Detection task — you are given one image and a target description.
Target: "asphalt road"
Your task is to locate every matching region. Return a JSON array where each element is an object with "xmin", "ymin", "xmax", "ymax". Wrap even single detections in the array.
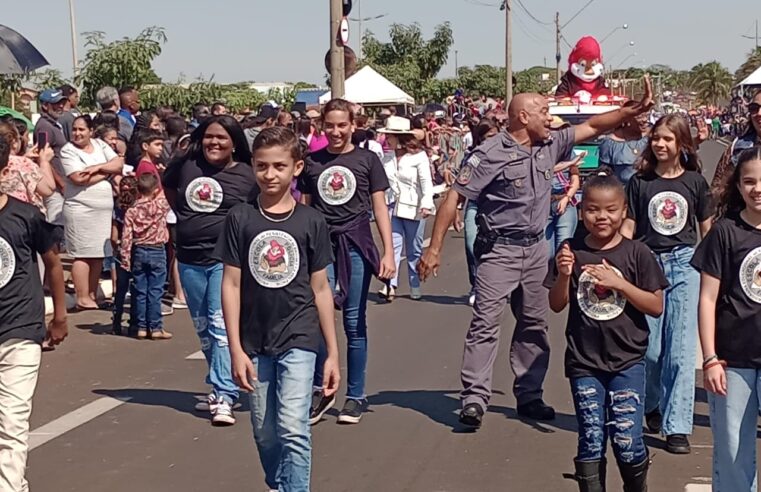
[{"xmin": 26, "ymin": 140, "xmax": 731, "ymax": 492}]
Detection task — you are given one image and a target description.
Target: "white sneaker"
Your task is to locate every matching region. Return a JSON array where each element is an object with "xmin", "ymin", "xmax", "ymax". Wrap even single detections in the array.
[
  {"xmin": 469, "ymin": 294, "xmax": 476, "ymax": 306},
  {"xmin": 410, "ymin": 287, "xmax": 422, "ymax": 300},
  {"xmin": 194, "ymin": 393, "xmax": 217, "ymax": 412},
  {"xmin": 172, "ymin": 298, "xmax": 188, "ymax": 309},
  {"xmin": 212, "ymin": 398, "xmax": 236, "ymax": 426}
]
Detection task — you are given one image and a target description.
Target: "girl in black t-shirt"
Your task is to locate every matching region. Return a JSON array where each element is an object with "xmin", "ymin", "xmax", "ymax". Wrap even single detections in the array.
[
  {"xmin": 694, "ymin": 147, "xmax": 761, "ymax": 491},
  {"xmin": 621, "ymin": 115, "xmax": 713, "ymax": 454},
  {"xmin": 547, "ymin": 171, "xmax": 667, "ymax": 491}
]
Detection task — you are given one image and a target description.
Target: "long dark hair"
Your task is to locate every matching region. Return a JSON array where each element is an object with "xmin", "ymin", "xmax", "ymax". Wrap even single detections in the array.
[
  {"xmin": 717, "ymin": 146, "xmax": 761, "ymax": 218},
  {"xmin": 636, "ymin": 114, "xmax": 701, "ymax": 176},
  {"xmin": 472, "ymin": 119, "xmax": 498, "ymax": 149},
  {"xmin": 741, "ymin": 90, "xmax": 761, "ymax": 140},
  {"xmin": 187, "ymin": 115, "xmax": 252, "ymax": 165}
]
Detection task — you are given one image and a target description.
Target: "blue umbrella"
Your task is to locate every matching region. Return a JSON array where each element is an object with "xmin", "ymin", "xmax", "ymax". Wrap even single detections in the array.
[{"xmin": 0, "ymin": 25, "xmax": 48, "ymax": 74}]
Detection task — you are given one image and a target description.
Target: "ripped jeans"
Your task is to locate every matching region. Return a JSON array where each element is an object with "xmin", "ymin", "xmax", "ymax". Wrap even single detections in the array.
[
  {"xmin": 179, "ymin": 262, "xmax": 238, "ymax": 404},
  {"xmin": 570, "ymin": 361, "xmax": 647, "ymax": 464}
]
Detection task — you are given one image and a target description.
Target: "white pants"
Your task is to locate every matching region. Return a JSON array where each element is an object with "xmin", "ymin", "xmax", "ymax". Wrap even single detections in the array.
[{"xmin": 0, "ymin": 339, "xmax": 41, "ymax": 492}]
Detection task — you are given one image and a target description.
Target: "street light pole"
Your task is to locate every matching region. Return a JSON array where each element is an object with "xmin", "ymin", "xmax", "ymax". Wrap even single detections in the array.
[
  {"xmin": 329, "ymin": 0, "xmax": 345, "ymax": 98},
  {"xmin": 505, "ymin": 0, "xmax": 512, "ymax": 102},
  {"xmin": 600, "ymin": 23, "xmax": 628, "ymax": 44},
  {"xmin": 68, "ymin": 0, "xmax": 79, "ymax": 77}
]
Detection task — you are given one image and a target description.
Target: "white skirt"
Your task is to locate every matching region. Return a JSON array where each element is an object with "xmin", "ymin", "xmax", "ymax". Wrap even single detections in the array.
[{"xmin": 63, "ymin": 200, "xmax": 113, "ymax": 258}]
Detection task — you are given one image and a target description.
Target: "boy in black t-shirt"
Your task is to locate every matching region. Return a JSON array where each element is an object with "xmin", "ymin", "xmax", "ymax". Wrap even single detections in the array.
[
  {"xmin": 546, "ymin": 171, "xmax": 668, "ymax": 492},
  {"xmin": 0, "ymin": 138, "xmax": 68, "ymax": 491},
  {"xmin": 215, "ymin": 127, "xmax": 339, "ymax": 491}
]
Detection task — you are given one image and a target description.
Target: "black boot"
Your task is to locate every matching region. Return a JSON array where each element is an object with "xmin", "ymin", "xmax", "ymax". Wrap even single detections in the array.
[
  {"xmin": 573, "ymin": 459, "xmax": 606, "ymax": 492},
  {"xmin": 619, "ymin": 456, "xmax": 649, "ymax": 492}
]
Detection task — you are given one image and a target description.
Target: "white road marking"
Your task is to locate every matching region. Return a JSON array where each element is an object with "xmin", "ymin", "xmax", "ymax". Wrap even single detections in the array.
[
  {"xmin": 186, "ymin": 350, "xmax": 205, "ymax": 360},
  {"xmin": 685, "ymin": 484, "xmax": 711, "ymax": 491},
  {"xmin": 29, "ymin": 396, "xmax": 131, "ymax": 451}
]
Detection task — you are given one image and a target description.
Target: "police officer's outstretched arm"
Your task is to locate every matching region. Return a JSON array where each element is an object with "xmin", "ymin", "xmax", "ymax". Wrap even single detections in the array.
[
  {"xmin": 573, "ymin": 74, "xmax": 654, "ymax": 144},
  {"xmin": 418, "ymin": 188, "xmax": 461, "ymax": 281}
]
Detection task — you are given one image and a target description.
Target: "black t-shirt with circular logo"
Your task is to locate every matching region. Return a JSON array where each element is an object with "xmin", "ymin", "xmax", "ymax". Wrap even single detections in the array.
[
  {"xmin": 299, "ymin": 146, "xmax": 389, "ymax": 226},
  {"xmin": 543, "ymin": 236, "xmax": 669, "ymax": 378},
  {"xmin": 691, "ymin": 214, "xmax": 761, "ymax": 368},
  {"xmin": 0, "ymin": 197, "xmax": 62, "ymax": 345},
  {"xmin": 626, "ymin": 170, "xmax": 713, "ymax": 253},
  {"xmin": 163, "ymin": 159, "xmax": 257, "ymax": 265},
  {"xmin": 213, "ymin": 201, "xmax": 333, "ymax": 356}
]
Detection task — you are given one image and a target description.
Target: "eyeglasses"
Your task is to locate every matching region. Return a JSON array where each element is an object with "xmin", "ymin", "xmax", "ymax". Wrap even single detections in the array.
[{"xmin": 749, "ymin": 103, "xmax": 761, "ymax": 115}]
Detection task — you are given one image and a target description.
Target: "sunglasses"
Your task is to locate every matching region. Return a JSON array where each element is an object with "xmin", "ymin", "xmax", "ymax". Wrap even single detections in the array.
[{"xmin": 749, "ymin": 103, "xmax": 761, "ymax": 115}]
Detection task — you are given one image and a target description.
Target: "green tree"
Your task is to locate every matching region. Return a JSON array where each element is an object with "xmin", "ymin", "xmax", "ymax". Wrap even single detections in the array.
[
  {"xmin": 362, "ymin": 22, "xmax": 454, "ymax": 102},
  {"xmin": 735, "ymin": 47, "xmax": 761, "ymax": 83},
  {"xmin": 457, "ymin": 65, "xmax": 505, "ymax": 98},
  {"xmin": 75, "ymin": 26, "xmax": 167, "ymax": 108},
  {"xmin": 691, "ymin": 61, "xmax": 733, "ymax": 105}
]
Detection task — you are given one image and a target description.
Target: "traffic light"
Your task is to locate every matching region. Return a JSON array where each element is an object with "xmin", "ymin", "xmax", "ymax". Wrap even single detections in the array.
[{"xmin": 343, "ymin": 0, "xmax": 352, "ymax": 16}]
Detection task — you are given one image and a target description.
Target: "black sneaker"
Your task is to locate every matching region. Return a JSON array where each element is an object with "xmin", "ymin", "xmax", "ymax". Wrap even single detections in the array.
[
  {"xmin": 517, "ymin": 399, "xmax": 556, "ymax": 421},
  {"xmin": 459, "ymin": 403, "xmax": 484, "ymax": 429},
  {"xmin": 666, "ymin": 434, "xmax": 691, "ymax": 454},
  {"xmin": 309, "ymin": 390, "xmax": 336, "ymax": 425},
  {"xmin": 337, "ymin": 398, "xmax": 367, "ymax": 424},
  {"xmin": 645, "ymin": 409, "xmax": 662, "ymax": 434}
]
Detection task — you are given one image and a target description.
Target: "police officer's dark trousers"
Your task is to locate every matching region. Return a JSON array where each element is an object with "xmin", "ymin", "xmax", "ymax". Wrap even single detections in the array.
[{"xmin": 460, "ymin": 240, "xmax": 550, "ymax": 410}]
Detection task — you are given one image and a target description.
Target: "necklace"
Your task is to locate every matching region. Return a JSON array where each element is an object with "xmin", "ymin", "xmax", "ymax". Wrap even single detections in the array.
[{"xmin": 257, "ymin": 196, "xmax": 296, "ymax": 223}]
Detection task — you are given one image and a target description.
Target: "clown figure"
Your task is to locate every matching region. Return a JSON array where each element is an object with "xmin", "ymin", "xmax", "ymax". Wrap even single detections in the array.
[{"xmin": 555, "ymin": 36, "xmax": 611, "ymax": 100}]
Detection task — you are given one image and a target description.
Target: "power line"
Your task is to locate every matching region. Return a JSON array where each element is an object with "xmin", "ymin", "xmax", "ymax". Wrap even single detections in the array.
[
  {"xmin": 561, "ymin": 0, "xmax": 596, "ymax": 29},
  {"xmin": 463, "ymin": 0, "xmax": 501, "ymax": 7},
  {"xmin": 515, "ymin": 0, "xmax": 553, "ymax": 26},
  {"xmin": 514, "ymin": 10, "xmax": 550, "ymax": 44}
]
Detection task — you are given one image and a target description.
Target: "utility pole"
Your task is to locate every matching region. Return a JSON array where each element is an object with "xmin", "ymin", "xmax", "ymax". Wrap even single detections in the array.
[
  {"xmin": 329, "ymin": 0, "xmax": 345, "ymax": 98},
  {"xmin": 741, "ymin": 19, "xmax": 759, "ymax": 49},
  {"xmin": 455, "ymin": 50, "xmax": 459, "ymax": 77},
  {"xmin": 358, "ymin": 0, "xmax": 362, "ymax": 60},
  {"xmin": 555, "ymin": 12, "xmax": 561, "ymax": 84},
  {"xmin": 68, "ymin": 0, "xmax": 79, "ymax": 77},
  {"xmin": 505, "ymin": 0, "xmax": 513, "ymax": 102}
]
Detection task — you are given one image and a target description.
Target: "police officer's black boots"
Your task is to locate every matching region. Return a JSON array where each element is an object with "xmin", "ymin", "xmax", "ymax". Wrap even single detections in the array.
[
  {"xmin": 573, "ymin": 458, "xmax": 606, "ymax": 492},
  {"xmin": 618, "ymin": 455, "xmax": 649, "ymax": 492}
]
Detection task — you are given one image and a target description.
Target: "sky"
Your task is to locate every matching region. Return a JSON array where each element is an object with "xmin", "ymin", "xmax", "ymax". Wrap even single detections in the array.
[{"xmin": 6, "ymin": 0, "xmax": 760, "ymax": 86}]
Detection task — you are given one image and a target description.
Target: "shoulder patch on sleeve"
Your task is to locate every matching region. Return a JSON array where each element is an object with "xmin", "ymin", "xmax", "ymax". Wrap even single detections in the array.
[{"xmin": 457, "ymin": 165, "xmax": 473, "ymax": 185}]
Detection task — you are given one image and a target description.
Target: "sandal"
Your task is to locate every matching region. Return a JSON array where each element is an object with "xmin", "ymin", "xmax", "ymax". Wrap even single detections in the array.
[{"xmin": 150, "ymin": 330, "xmax": 173, "ymax": 340}]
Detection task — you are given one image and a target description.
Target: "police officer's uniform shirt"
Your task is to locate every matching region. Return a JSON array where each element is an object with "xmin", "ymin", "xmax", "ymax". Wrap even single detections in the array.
[
  {"xmin": 0, "ymin": 197, "xmax": 62, "ymax": 345},
  {"xmin": 626, "ymin": 171, "xmax": 712, "ymax": 253},
  {"xmin": 163, "ymin": 159, "xmax": 257, "ymax": 266},
  {"xmin": 453, "ymin": 128, "xmax": 576, "ymax": 236},
  {"xmin": 299, "ymin": 147, "xmax": 389, "ymax": 226},
  {"xmin": 213, "ymin": 201, "xmax": 333, "ymax": 356},
  {"xmin": 543, "ymin": 236, "xmax": 668, "ymax": 378},
  {"xmin": 691, "ymin": 214, "xmax": 761, "ymax": 368}
]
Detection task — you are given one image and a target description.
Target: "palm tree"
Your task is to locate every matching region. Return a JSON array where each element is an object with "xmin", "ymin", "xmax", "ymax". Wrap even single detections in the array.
[
  {"xmin": 735, "ymin": 47, "xmax": 761, "ymax": 83},
  {"xmin": 691, "ymin": 61, "xmax": 733, "ymax": 105}
]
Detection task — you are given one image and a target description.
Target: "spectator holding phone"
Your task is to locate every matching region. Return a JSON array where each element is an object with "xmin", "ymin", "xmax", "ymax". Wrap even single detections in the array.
[{"xmin": 33, "ymin": 89, "xmax": 69, "ymax": 226}]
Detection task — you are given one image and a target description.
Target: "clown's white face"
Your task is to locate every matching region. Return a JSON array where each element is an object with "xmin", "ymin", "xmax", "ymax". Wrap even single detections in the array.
[{"xmin": 571, "ymin": 58, "xmax": 604, "ymax": 82}]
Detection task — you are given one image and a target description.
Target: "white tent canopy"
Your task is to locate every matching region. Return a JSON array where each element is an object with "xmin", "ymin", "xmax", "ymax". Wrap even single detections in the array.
[
  {"xmin": 319, "ymin": 66, "xmax": 415, "ymax": 106},
  {"xmin": 737, "ymin": 65, "xmax": 761, "ymax": 87}
]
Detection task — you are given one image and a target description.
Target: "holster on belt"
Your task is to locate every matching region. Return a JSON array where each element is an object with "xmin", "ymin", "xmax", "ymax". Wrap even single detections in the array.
[{"xmin": 474, "ymin": 213, "xmax": 497, "ymax": 261}]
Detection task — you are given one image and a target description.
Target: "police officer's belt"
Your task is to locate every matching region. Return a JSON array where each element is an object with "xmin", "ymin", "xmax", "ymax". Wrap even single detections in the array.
[{"xmin": 492, "ymin": 231, "xmax": 544, "ymax": 247}]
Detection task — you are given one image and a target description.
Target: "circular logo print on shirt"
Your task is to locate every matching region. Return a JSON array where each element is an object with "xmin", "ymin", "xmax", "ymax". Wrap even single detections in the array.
[
  {"xmin": 317, "ymin": 166, "xmax": 357, "ymax": 206},
  {"xmin": 248, "ymin": 230, "xmax": 300, "ymax": 289},
  {"xmin": 647, "ymin": 192, "xmax": 688, "ymax": 236},
  {"xmin": 185, "ymin": 177, "xmax": 224, "ymax": 213},
  {"xmin": 0, "ymin": 237, "xmax": 16, "ymax": 289},
  {"xmin": 577, "ymin": 266, "xmax": 627, "ymax": 321},
  {"xmin": 739, "ymin": 247, "xmax": 761, "ymax": 304}
]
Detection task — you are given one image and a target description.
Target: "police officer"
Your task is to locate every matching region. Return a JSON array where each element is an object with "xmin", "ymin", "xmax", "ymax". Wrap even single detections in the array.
[{"xmin": 419, "ymin": 77, "xmax": 653, "ymax": 429}]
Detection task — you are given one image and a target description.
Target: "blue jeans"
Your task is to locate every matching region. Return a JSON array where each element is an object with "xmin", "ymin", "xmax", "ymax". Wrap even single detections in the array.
[
  {"xmin": 391, "ymin": 215, "xmax": 425, "ymax": 289},
  {"xmin": 645, "ymin": 246, "xmax": 699, "ymax": 435},
  {"xmin": 709, "ymin": 368, "xmax": 761, "ymax": 492},
  {"xmin": 545, "ymin": 201, "xmax": 578, "ymax": 259},
  {"xmin": 250, "ymin": 349, "xmax": 316, "ymax": 492},
  {"xmin": 313, "ymin": 245, "xmax": 371, "ymax": 400},
  {"xmin": 463, "ymin": 200, "xmax": 478, "ymax": 293},
  {"xmin": 112, "ymin": 264, "xmax": 134, "ymax": 332},
  {"xmin": 131, "ymin": 246, "xmax": 167, "ymax": 331},
  {"xmin": 179, "ymin": 262, "xmax": 238, "ymax": 404},
  {"xmin": 570, "ymin": 361, "xmax": 648, "ymax": 464}
]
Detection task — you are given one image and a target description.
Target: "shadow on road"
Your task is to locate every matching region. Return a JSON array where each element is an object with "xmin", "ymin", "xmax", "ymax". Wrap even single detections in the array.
[
  {"xmin": 93, "ymin": 388, "xmax": 251, "ymax": 419},
  {"xmin": 368, "ymin": 389, "xmax": 578, "ymax": 435},
  {"xmin": 76, "ymin": 322, "xmax": 120, "ymax": 336}
]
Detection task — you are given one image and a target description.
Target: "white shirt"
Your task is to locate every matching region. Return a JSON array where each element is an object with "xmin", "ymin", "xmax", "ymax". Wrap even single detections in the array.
[{"xmin": 382, "ymin": 150, "xmax": 435, "ymax": 220}]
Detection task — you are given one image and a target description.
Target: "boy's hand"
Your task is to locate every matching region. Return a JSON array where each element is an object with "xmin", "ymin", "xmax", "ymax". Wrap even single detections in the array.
[
  {"xmin": 231, "ymin": 349, "xmax": 256, "ymax": 392},
  {"xmin": 45, "ymin": 316, "xmax": 68, "ymax": 346},
  {"xmin": 556, "ymin": 243, "xmax": 575, "ymax": 277},
  {"xmin": 322, "ymin": 355, "xmax": 341, "ymax": 397},
  {"xmin": 583, "ymin": 259, "xmax": 625, "ymax": 291}
]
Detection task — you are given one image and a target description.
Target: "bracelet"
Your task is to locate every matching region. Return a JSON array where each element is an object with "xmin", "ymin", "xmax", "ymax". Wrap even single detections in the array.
[
  {"xmin": 702, "ymin": 354, "xmax": 719, "ymax": 366},
  {"xmin": 703, "ymin": 360, "xmax": 727, "ymax": 371}
]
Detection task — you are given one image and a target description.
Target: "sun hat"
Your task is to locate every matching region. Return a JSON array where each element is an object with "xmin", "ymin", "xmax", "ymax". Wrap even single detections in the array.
[{"xmin": 377, "ymin": 116, "xmax": 415, "ymax": 135}]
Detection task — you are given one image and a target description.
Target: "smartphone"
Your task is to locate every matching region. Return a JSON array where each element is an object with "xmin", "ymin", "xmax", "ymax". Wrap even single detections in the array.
[{"xmin": 37, "ymin": 131, "xmax": 48, "ymax": 149}]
